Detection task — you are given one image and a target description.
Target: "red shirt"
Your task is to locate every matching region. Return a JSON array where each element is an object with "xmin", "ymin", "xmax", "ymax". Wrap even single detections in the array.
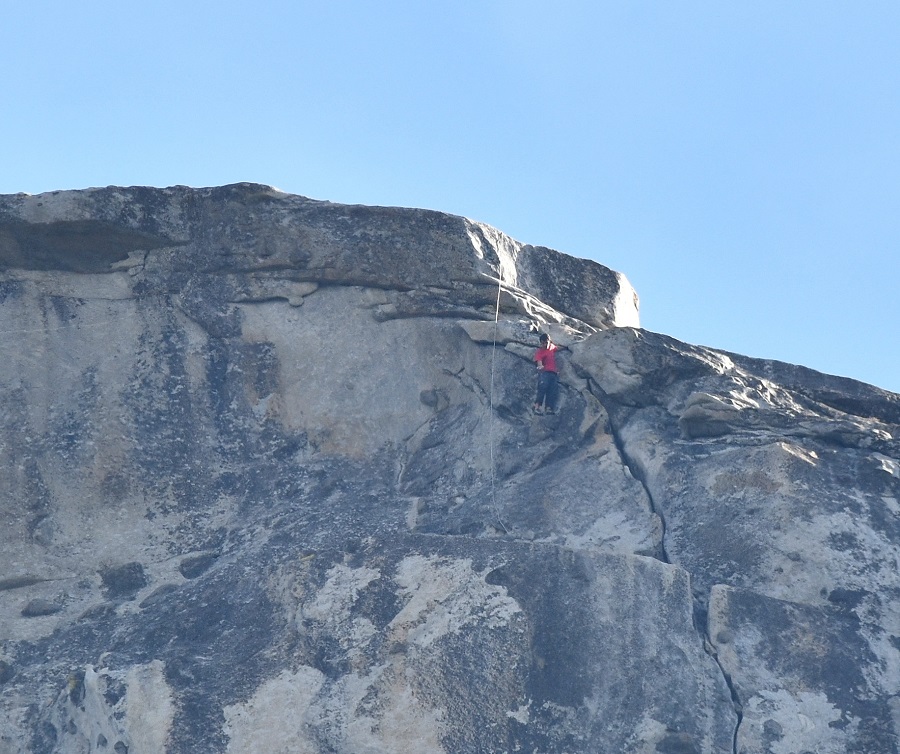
[{"xmin": 534, "ymin": 344, "xmax": 559, "ymax": 373}]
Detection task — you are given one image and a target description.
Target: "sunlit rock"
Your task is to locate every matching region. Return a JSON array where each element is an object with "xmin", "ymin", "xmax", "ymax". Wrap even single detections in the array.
[{"xmin": 0, "ymin": 185, "xmax": 897, "ymax": 753}]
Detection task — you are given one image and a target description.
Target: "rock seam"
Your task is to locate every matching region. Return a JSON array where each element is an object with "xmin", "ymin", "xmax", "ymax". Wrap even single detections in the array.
[{"xmin": 583, "ymin": 373, "xmax": 745, "ymax": 753}]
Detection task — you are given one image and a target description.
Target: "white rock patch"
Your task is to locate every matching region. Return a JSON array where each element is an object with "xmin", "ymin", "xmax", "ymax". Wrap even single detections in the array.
[
  {"xmin": 873, "ymin": 452, "xmax": 900, "ymax": 478},
  {"xmin": 223, "ymin": 666, "xmax": 325, "ymax": 754},
  {"xmin": 741, "ymin": 689, "xmax": 858, "ymax": 754},
  {"xmin": 389, "ymin": 555, "xmax": 522, "ymax": 649}
]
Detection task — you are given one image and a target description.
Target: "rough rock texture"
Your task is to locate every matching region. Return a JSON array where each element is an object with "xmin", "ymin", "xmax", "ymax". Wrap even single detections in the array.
[{"xmin": 0, "ymin": 184, "xmax": 897, "ymax": 753}]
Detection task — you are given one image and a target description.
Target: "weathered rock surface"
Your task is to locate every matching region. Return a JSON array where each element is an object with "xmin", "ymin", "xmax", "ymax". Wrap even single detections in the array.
[
  {"xmin": 0, "ymin": 184, "xmax": 897, "ymax": 753},
  {"xmin": 576, "ymin": 329, "xmax": 900, "ymax": 753}
]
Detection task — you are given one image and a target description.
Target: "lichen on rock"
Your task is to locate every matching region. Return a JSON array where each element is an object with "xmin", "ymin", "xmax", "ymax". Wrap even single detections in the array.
[{"xmin": 0, "ymin": 184, "xmax": 898, "ymax": 753}]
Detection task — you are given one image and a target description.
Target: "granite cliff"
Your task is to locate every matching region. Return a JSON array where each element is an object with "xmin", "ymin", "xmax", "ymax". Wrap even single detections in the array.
[{"xmin": 0, "ymin": 184, "xmax": 898, "ymax": 753}]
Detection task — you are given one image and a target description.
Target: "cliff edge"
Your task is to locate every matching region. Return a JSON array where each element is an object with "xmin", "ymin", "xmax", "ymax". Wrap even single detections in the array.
[{"xmin": 0, "ymin": 185, "xmax": 897, "ymax": 753}]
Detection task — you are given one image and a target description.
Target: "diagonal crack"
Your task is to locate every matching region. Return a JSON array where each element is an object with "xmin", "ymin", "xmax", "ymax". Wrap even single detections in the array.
[
  {"xmin": 583, "ymin": 377, "xmax": 669, "ymax": 564},
  {"xmin": 583, "ymin": 375, "xmax": 743, "ymax": 751}
]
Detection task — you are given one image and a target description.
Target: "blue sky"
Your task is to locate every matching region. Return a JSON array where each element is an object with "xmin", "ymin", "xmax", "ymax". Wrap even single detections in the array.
[{"xmin": 3, "ymin": 1, "xmax": 899, "ymax": 392}]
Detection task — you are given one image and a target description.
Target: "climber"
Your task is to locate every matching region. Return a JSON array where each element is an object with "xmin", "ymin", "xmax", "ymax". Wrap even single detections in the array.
[{"xmin": 533, "ymin": 333, "xmax": 566, "ymax": 414}]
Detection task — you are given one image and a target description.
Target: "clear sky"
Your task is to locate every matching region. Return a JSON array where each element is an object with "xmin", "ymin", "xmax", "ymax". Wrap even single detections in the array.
[{"xmin": 3, "ymin": 2, "xmax": 898, "ymax": 393}]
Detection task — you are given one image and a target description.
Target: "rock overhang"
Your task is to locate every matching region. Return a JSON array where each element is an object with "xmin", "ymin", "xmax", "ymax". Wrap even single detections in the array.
[{"xmin": 0, "ymin": 183, "xmax": 640, "ymax": 332}]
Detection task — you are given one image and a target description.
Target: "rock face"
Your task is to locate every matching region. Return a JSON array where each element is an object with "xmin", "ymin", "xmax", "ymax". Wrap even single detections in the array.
[{"xmin": 0, "ymin": 184, "xmax": 897, "ymax": 753}]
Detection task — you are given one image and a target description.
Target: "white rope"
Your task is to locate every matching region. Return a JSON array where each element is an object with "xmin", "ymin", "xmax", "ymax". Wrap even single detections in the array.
[
  {"xmin": 488, "ymin": 266, "xmax": 509, "ymax": 534},
  {"xmin": 0, "ymin": 312, "xmax": 134, "ymax": 339}
]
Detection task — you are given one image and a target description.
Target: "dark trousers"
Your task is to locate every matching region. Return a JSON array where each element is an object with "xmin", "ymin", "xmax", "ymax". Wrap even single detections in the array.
[{"xmin": 536, "ymin": 371, "xmax": 559, "ymax": 410}]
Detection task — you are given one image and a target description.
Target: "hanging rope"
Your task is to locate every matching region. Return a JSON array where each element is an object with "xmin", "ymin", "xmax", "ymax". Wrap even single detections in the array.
[
  {"xmin": 0, "ymin": 311, "xmax": 134, "ymax": 339},
  {"xmin": 488, "ymin": 266, "xmax": 509, "ymax": 534}
]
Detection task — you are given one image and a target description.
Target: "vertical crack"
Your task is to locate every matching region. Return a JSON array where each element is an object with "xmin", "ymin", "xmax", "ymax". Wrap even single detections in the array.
[
  {"xmin": 704, "ymin": 620, "xmax": 744, "ymax": 754},
  {"xmin": 583, "ymin": 376, "xmax": 743, "ymax": 751},
  {"xmin": 725, "ymin": 669, "xmax": 744, "ymax": 754}
]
